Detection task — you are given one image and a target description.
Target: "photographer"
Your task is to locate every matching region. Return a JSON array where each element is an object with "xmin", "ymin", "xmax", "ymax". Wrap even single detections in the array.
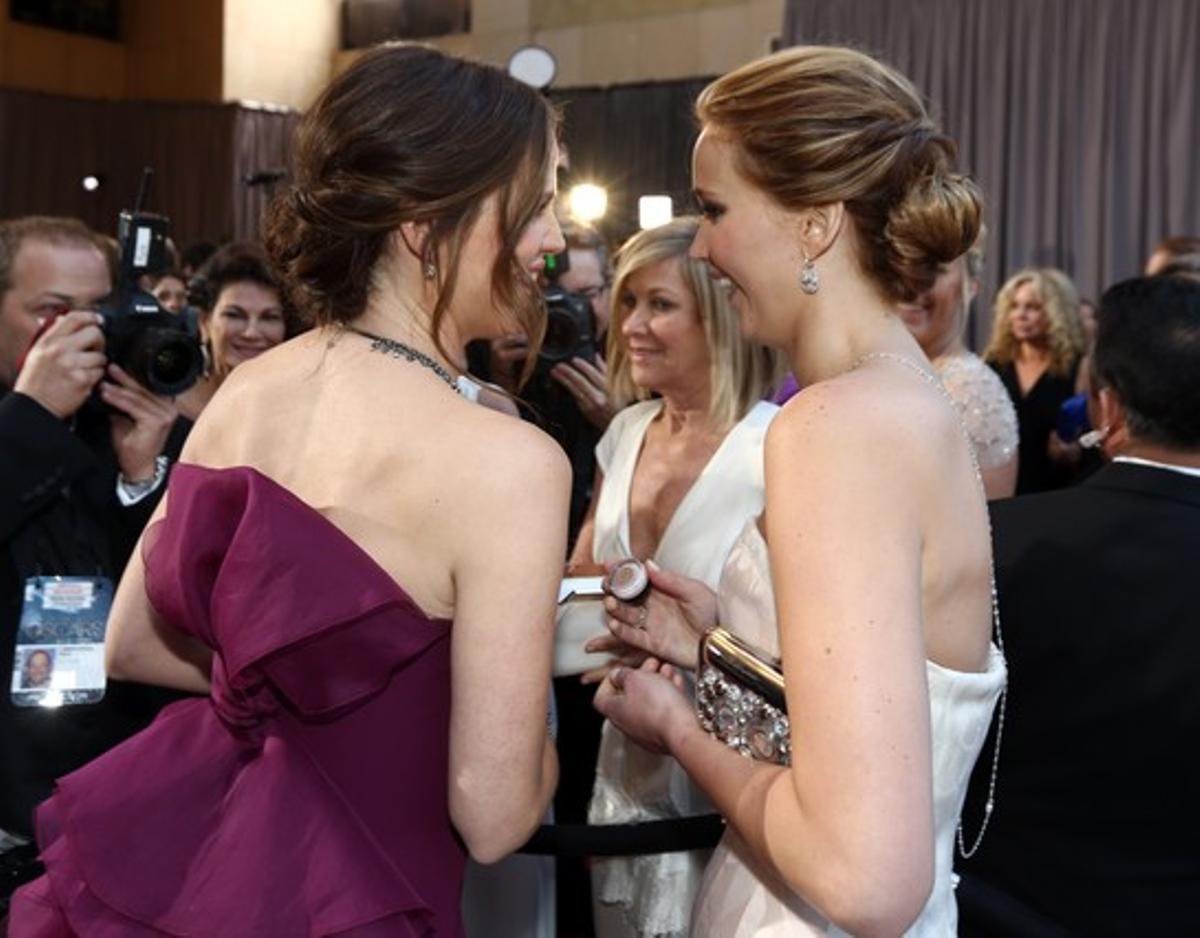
[
  {"xmin": 545, "ymin": 220, "xmax": 615, "ymax": 432},
  {"xmin": 0, "ymin": 216, "xmax": 179, "ymax": 905}
]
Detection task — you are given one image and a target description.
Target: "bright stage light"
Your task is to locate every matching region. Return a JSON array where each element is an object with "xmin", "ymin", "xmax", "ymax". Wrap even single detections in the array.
[
  {"xmin": 81, "ymin": 174, "xmax": 103, "ymax": 192},
  {"xmin": 638, "ymin": 195, "xmax": 673, "ymax": 230},
  {"xmin": 568, "ymin": 183, "xmax": 608, "ymax": 223}
]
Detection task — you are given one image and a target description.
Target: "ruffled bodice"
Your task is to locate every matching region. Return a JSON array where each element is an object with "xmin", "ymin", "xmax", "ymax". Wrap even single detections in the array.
[
  {"xmin": 10, "ymin": 465, "xmax": 465, "ymax": 937},
  {"xmin": 692, "ymin": 521, "xmax": 1006, "ymax": 937}
]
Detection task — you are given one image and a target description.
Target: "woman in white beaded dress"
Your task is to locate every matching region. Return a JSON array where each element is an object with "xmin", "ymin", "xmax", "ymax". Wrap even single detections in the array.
[
  {"xmin": 568, "ymin": 216, "xmax": 782, "ymax": 938},
  {"xmin": 595, "ymin": 46, "xmax": 1007, "ymax": 937},
  {"xmin": 898, "ymin": 233, "xmax": 1019, "ymax": 499}
]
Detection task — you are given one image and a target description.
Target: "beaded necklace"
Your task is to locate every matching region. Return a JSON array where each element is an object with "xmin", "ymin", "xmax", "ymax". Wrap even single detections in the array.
[{"xmin": 347, "ymin": 326, "xmax": 460, "ymax": 393}]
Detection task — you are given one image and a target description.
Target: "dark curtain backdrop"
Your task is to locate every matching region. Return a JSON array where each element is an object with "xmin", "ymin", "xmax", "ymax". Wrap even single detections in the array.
[
  {"xmin": 783, "ymin": 0, "xmax": 1200, "ymax": 347},
  {"xmin": 0, "ymin": 89, "xmax": 299, "ymax": 250}
]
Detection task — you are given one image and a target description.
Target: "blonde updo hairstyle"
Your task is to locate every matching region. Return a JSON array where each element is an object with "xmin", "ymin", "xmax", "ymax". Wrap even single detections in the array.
[
  {"xmin": 984, "ymin": 267, "xmax": 1087, "ymax": 376},
  {"xmin": 696, "ymin": 45, "xmax": 982, "ymax": 303},
  {"xmin": 607, "ymin": 216, "xmax": 784, "ymax": 431}
]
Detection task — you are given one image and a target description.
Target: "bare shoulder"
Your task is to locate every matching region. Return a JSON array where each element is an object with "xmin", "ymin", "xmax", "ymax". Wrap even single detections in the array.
[
  {"xmin": 177, "ymin": 334, "xmax": 333, "ymax": 464},
  {"xmin": 767, "ymin": 368, "xmax": 958, "ymax": 481},
  {"xmin": 454, "ymin": 404, "xmax": 571, "ymax": 499}
]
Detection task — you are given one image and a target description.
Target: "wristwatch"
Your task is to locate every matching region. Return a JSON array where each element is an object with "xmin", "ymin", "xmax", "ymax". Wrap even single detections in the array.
[{"xmin": 116, "ymin": 455, "xmax": 170, "ymax": 505}]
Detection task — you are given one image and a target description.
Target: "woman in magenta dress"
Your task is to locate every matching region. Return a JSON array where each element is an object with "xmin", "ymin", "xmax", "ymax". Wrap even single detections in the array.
[{"xmin": 9, "ymin": 44, "xmax": 569, "ymax": 937}]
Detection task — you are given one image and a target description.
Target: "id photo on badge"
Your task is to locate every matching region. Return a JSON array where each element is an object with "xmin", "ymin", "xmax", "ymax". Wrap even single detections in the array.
[
  {"xmin": 19, "ymin": 646, "xmax": 56, "ymax": 689},
  {"xmin": 11, "ymin": 575, "xmax": 112, "ymax": 707}
]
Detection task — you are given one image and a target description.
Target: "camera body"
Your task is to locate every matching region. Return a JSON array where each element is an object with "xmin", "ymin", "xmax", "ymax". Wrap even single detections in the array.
[
  {"xmin": 537, "ymin": 285, "xmax": 597, "ymax": 376},
  {"xmin": 96, "ymin": 211, "xmax": 203, "ymax": 395},
  {"xmin": 536, "ymin": 248, "xmax": 597, "ymax": 377}
]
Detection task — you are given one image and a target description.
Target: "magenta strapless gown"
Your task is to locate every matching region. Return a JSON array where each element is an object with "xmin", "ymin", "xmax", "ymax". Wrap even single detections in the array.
[{"xmin": 9, "ymin": 465, "xmax": 465, "ymax": 937}]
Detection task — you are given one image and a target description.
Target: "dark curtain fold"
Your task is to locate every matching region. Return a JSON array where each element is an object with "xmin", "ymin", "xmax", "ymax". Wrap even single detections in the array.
[
  {"xmin": 231, "ymin": 107, "xmax": 303, "ymax": 243},
  {"xmin": 0, "ymin": 89, "xmax": 299, "ymax": 250},
  {"xmin": 783, "ymin": 0, "xmax": 1200, "ymax": 348}
]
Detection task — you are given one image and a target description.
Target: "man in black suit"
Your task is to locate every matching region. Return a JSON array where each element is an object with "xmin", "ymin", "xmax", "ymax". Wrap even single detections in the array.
[
  {"xmin": 0, "ymin": 217, "xmax": 178, "ymax": 908},
  {"xmin": 958, "ymin": 274, "xmax": 1200, "ymax": 935}
]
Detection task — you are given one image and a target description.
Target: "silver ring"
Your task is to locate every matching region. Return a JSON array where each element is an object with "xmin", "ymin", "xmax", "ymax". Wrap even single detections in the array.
[{"xmin": 634, "ymin": 605, "xmax": 648, "ymax": 630}]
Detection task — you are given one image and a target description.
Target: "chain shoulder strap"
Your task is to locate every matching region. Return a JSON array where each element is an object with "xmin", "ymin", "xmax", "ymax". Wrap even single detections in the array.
[{"xmin": 853, "ymin": 351, "xmax": 1006, "ymax": 857}]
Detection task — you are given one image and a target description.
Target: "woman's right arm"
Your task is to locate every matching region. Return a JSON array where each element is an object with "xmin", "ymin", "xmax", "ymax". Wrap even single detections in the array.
[
  {"xmin": 448, "ymin": 421, "xmax": 571, "ymax": 863},
  {"xmin": 599, "ymin": 385, "xmax": 939, "ymax": 936}
]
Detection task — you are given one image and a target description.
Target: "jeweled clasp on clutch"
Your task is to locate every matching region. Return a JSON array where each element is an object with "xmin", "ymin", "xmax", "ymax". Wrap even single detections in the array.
[{"xmin": 696, "ymin": 628, "xmax": 791, "ymax": 766}]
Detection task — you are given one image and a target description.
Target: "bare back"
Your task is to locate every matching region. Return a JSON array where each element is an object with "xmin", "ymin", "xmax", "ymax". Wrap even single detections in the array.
[
  {"xmin": 184, "ymin": 328, "xmax": 550, "ymax": 618},
  {"xmin": 168, "ymin": 326, "xmax": 569, "ymax": 860},
  {"xmin": 767, "ymin": 364, "xmax": 993, "ymax": 676}
]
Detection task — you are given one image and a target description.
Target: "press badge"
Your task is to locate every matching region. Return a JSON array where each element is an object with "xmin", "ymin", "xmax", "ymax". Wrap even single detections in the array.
[{"xmin": 10, "ymin": 576, "xmax": 112, "ymax": 708}]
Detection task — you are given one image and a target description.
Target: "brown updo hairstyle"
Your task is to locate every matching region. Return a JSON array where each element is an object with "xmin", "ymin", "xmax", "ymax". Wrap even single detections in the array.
[
  {"xmin": 264, "ymin": 43, "xmax": 559, "ymax": 373},
  {"xmin": 696, "ymin": 46, "xmax": 982, "ymax": 302}
]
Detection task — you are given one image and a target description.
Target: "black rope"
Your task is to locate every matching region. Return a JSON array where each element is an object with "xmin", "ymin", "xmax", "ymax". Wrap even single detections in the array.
[{"xmin": 518, "ymin": 814, "xmax": 725, "ymax": 857}]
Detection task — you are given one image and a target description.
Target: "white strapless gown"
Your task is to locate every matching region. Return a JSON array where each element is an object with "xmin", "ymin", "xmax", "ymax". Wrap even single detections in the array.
[{"xmin": 691, "ymin": 522, "xmax": 1007, "ymax": 937}]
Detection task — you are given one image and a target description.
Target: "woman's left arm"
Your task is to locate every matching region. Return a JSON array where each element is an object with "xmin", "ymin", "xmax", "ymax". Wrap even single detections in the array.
[{"xmin": 597, "ymin": 385, "xmax": 936, "ymax": 937}]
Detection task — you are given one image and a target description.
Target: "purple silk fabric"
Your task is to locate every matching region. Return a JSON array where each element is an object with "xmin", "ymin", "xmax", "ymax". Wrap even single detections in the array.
[
  {"xmin": 10, "ymin": 465, "xmax": 464, "ymax": 937},
  {"xmin": 771, "ymin": 374, "xmax": 801, "ymax": 406}
]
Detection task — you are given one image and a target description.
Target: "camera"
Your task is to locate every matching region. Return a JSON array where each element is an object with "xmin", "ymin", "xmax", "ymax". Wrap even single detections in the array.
[
  {"xmin": 96, "ymin": 210, "xmax": 203, "ymax": 395},
  {"xmin": 536, "ymin": 249, "xmax": 597, "ymax": 376},
  {"xmin": 538, "ymin": 286, "xmax": 597, "ymax": 374}
]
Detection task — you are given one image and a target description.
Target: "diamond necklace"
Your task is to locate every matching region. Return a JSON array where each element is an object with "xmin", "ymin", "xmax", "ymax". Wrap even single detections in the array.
[
  {"xmin": 852, "ymin": 350, "xmax": 1007, "ymax": 859},
  {"xmin": 346, "ymin": 326, "xmax": 459, "ymax": 393}
]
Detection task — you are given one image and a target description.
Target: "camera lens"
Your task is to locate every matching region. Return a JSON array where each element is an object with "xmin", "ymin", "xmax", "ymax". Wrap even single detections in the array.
[
  {"xmin": 152, "ymin": 342, "xmax": 194, "ymax": 386},
  {"xmin": 541, "ymin": 309, "xmax": 580, "ymax": 363},
  {"xmin": 126, "ymin": 329, "xmax": 203, "ymax": 395}
]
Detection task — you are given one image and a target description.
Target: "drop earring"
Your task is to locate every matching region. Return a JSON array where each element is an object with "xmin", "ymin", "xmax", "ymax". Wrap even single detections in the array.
[
  {"xmin": 423, "ymin": 259, "xmax": 438, "ymax": 281},
  {"xmin": 200, "ymin": 336, "xmax": 213, "ymax": 378},
  {"xmin": 799, "ymin": 252, "xmax": 820, "ymax": 295}
]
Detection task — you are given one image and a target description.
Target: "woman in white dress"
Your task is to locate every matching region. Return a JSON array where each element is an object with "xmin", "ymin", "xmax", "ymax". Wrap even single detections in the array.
[
  {"xmin": 897, "ymin": 233, "xmax": 1020, "ymax": 499},
  {"xmin": 568, "ymin": 217, "xmax": 782, "ymax": 938},
  {"xmin": 595, "ymin": 46, "xmax": 1007, "ymax": 937}
]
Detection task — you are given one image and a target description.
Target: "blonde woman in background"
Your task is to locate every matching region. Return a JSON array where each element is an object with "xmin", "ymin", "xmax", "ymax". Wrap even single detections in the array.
[
  {"xmin": 595, "ymin": 46, "xmax": 1007, "ymax": 936},
  {"xmin": 899, "ymin": 233, "xmax": 1019, "ymax": 499},
  {"xmin": 570, "ymin": 216, "xmax": 782, "ymax": 938},
  {"xmin": 984, "ymin": 268, "xmax": 1086, "ymax": 493}
]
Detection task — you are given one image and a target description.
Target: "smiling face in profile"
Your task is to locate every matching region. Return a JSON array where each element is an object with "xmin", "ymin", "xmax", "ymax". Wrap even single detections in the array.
[{"xmin": 688, "ymin": 128, "xmax": 812, "ymax": 348}]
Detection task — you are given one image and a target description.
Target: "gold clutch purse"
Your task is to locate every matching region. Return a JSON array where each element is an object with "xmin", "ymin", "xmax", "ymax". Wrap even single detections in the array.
[{"xmin": 695, "ymin": 627, "xmax": 791, "ymax": 766}]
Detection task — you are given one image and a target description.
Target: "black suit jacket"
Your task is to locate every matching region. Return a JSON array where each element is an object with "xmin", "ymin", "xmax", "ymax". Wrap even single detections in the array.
[
  {"xmin": 959, "ymin": 462, "xmax": 1200, "ymax": 936},
  {"xmin": 0, "ymin": 389, "xmax": 178, "ymax": 837}
]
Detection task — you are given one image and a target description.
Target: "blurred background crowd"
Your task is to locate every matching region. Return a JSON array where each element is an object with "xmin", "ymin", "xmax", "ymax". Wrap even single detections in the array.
[{"xmin": 2, "ymin": 1, "xmax": 1198, "ymax": 936}]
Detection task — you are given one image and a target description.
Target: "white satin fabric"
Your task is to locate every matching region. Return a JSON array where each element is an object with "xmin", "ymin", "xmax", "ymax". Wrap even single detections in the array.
[
  {"xmin": 588, "ymin": 400, "xmax": 777, "ymax": 938},
  {"xmin": 691, "ymin": 521, "xmax": 1007, "ymax": 937}
]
